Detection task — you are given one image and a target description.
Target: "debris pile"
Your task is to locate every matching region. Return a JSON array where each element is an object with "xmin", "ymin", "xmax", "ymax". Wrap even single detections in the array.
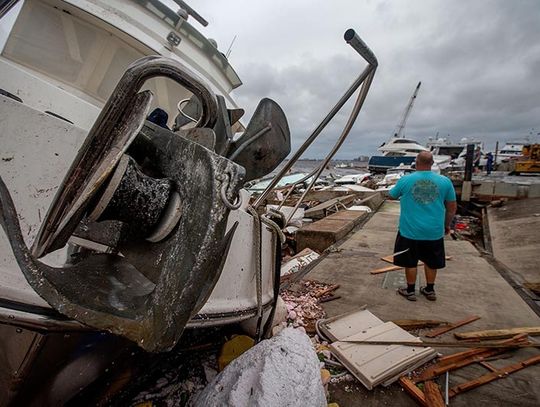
[
  {"xmin": 452, "ymin": 214, "xmax": 482, "ymax": 240},
  {"xmin": 281, "ymin": 280, "xmax": 339, "ymax": 333}
]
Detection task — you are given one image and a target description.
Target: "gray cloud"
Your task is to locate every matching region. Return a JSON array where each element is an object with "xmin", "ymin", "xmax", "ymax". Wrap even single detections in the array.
[{"xmin": 185, "ymin": 0, "xmax": 540, "ymax": 157}]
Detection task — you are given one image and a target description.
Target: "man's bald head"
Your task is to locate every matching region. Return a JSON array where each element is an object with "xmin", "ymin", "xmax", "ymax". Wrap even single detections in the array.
[{"xmin": 416, "ymin": 151, "xmax": 434, "ymax": 170}]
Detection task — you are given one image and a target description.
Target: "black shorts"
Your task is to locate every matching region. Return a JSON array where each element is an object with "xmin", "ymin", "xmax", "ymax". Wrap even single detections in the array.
[{"xmin": 393, "ymin": 232, "xmax": 446, "ymax": 269}]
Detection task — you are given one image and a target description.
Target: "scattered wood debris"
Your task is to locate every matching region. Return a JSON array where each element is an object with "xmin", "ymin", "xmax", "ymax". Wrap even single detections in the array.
[
  {"xmin": 371, "ymin": 256, "xmax": 453, "ymax": 274},
  {"xmin": 424, "ymin": 315, "xmax": 480, "ymax": 338},
  {"xmin": 392, "ymin": 319, "xmax": 448, "ymax": 331},
  {"xmin": 454, "ymin": 326, "xmax": 540, "ymax": 340},
  {"xmin": 447, "ymin": 354, "xmax": 540, "ymax": 398},
  {"xmin": 424, "ymin": 380, "xmax": 445, "ymax": 407},
  {"xmin": 399, "ymin": 332, "xmax": 540, "ymax": 405},
  {"xmin": 281, "ymin": 279, "xmax": 340, "ymax": 333}
]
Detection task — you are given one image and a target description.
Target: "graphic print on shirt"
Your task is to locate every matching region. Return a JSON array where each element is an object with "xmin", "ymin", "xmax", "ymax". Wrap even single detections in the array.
[{"xmin": 412, "ymin": 179, "xmax": 439, "ymax": 204}]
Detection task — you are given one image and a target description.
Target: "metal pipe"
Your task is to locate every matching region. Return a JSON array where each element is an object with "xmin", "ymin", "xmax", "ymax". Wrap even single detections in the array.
[
  {"xmin": 253, "ymin": 67, "xmax": 371, "ymax": 209},
  {"xmin": 285, "ymin": 69, "xmax": 376, "ymax": 223},
  {"xmin": 172, "ymin": 0, "xmax": 209, "ymax": 26},
  {"xmin": 276, "ymin": 167, "xmax": 319, "ymax": 210},
  {"xmin": 253, "ymin": 31, "xmax": 376, "ymax": 209},
  {"xmin": 344, "ymin": 29, "xmax": 378, "ymax": 67}
]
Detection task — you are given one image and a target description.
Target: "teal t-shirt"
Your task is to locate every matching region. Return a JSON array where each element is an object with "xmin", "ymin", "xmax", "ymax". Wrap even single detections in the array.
[{"xmin": 389, "ymin": 171, "xmax": 456, "ymax": 240}]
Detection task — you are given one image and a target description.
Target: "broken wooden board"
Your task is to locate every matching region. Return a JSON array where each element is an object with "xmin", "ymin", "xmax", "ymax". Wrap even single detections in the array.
[
  {"xmin": 399, "ymin": 376, "xmax": 427, "ymax": 407},
  {"xmin": 412, "ymin": 334, "xmax": 530, "ymax": 383},
  {"xmin": 455, "ymin": 327, "xmax": 540, "ymax": 340},
  {"xmin": 370, "ymin": 264, "xmax": 404, "ymax": 274},
  {"xmin": 371, "ymin": 257, "xmax": 453, "ymax": 274},
  {"xmin": 392, "ymin": 319, "xmax": 447, "ymax": 331},
  {"xmin": 424, "ymin": 315, "xmax": 480, "ymax": 338},
  {"xmin": 314, "ymin": 284, "xmax": 340, "ymax": 298},
  {"xmin": 424, "ymin": 380, "xmax": 445, "ymax": 407},
  {"xmin": 448, "ymin": 354, "xmax": 540, "ymax": 398},
  {"xmin": 380, "ymin": 255, "xmax": 452, "ymax": 265}
]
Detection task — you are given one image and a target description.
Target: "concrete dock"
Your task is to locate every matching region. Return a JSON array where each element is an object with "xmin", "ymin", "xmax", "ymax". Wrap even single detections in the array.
[
  {"xmin": 487, "ymin": 197, "xmax": 540, "ymax": 309},
  {"xmin": 306, "ymin": 200, "xmax": 540, "ymax": 406}
]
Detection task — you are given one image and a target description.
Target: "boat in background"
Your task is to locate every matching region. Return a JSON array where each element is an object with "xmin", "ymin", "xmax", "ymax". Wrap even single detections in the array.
[
  {"xmin": 427, "ymin": 136, "xmax": 484, "ymax": 169},
  {"xmin": 368, "ymin": 82, "xmax": 425, "ymax": 172},
  {"xmin": 368, "ymin": 136, "xmax": 429, "ymax": 172},
  {"xmin": 496, "ymin": 140, "xmax": 528, "ymax": 163}
]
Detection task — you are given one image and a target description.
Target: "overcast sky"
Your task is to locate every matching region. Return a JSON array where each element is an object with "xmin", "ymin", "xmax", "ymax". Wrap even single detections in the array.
[{"xmin": 181, "ymin": 1, "xmax": 539, "ymax": 158}]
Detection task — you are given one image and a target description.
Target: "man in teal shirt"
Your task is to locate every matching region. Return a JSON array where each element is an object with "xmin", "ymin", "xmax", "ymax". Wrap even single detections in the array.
[{"xmin": 389, "ymin": 151, "xmax": 457, "ymax": 301}]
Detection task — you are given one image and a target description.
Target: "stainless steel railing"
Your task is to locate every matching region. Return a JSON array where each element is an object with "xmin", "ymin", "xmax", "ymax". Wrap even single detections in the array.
[{"xmin": 252, "ymin": 29, "xmax": 378, "ymax": 224}]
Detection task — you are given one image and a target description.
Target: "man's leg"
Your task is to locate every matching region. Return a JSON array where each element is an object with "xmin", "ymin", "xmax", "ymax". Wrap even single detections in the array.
[
  {"xmin": 421, "ymin": 264, "xmax": 437, "ymax": 300},
  {"xmin": 398, "ymin": 266, "xmax": 418, "ymax": 301},
  {"xmin": 424, "ymin": 264, "xmax": 437, "ymax": 286},
  {"xmin": 405, "ymin": 267, "xmax": 418, "ymax": 292}
]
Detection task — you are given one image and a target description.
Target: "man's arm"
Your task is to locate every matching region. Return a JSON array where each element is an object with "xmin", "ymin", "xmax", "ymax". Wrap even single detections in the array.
[
  {"xmin": 388, "ymin": 178, "xmax": 403, "ymax": 200},
  {"xmin": 444, "ymin": 200, "xmax": 457, "ymax": 234}
]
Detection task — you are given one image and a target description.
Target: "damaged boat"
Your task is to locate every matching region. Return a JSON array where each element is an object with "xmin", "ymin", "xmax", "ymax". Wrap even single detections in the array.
[{"xmin": 0, "ymin": 0, "xmax": 378, "ymax": 404}]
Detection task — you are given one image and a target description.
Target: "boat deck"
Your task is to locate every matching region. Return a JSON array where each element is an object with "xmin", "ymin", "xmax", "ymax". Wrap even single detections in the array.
[{"xmin": 307, "ymin": 200, "xmax": 540, "ymax": 406}]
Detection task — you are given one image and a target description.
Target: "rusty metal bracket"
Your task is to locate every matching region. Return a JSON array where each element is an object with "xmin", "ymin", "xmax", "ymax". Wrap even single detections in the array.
[
  {"xmin": 32, "ymin": 56, "xmax": 218, "ymax": 257},
  {"xmin": 0, "ymin": 124, "xmax": 244, "ymax": 351}
]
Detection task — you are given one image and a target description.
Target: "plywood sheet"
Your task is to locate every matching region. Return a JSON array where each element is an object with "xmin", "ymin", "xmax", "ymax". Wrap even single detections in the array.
[
  {"xmin": 319, "ymin": 309, "xmax": 383, "ymax": 342},
  {"xmin": 330, "ymin": 322, "xmax": 436, "ymax": 389}
]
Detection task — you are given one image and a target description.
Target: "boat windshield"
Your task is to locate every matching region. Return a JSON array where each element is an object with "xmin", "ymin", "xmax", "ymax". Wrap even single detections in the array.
[
  {"xmin": 393, "ymin": 139, "xmax": 417, "ymax": 144},
  {"xmin": 436, "ymin": 146, "xmax": 464, "ymax": 156},
  {"xmin": 0, "ymin": 0, "xmax": 196, "ymax": 127}
]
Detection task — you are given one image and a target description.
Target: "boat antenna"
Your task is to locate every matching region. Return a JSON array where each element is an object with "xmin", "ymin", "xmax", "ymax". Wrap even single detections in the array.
[
  {"xmin": 393, "ymin": 81, "xmax": 421, "ymax": 138},
  {"xmin": 226, "ymin": 35, "xmax": 237, "ymax": 59}
]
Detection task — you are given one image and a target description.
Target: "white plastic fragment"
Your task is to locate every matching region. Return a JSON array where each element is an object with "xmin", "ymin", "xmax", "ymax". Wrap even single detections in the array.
[{"xmin": 193, "ymin": 328, "xmax": 326, "ymax": 407}]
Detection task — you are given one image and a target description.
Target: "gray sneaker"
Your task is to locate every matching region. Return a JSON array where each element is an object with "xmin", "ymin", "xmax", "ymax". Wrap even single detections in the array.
[
  {"xmin": 420, "ymin": 286, "xmax": 437, "ymax": 301},
  {"xmin": 397, "ymin": 287, "xmax": 417, "ymax": 301}
]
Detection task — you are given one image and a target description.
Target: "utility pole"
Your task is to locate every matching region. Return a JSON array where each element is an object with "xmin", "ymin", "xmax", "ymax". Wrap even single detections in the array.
[{"xmin": 394, "ymin": 81, "xmax": 421, "ymax": 138}]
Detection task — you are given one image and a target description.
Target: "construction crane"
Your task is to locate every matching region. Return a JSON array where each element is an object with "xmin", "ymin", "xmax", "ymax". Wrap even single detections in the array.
[{"xmin": 393, "ymin": 81, "xmax": 421, "ymax": 138}]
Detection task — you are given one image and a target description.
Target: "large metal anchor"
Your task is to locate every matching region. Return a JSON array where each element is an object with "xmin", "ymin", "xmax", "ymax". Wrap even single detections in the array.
[{"xmin": 0, "ymin": 56, "xmax": 245, "ymax": 352}]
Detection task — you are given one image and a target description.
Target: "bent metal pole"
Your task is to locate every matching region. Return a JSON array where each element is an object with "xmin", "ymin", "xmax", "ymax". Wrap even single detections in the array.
[
  {"xmin": 253, "ymin": 29, "xmax": 378, "ymax": 209},
  {"xmin": 285, "ymin": 69, "xmax": 376, "ymax": 224}
]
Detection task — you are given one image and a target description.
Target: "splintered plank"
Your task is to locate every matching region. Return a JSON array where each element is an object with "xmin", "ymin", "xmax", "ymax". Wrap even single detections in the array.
[
  {"xmin": 414, "ymin": 334, "xmax": 529, "ymax": 383},
  {"xmin": 424, "ymin": 315, "xmax": 480, "ymax": 338},
  {"xmin": 424, "ymin": 381, "xmax": 445, "ymax": 407},
  {"xmin": 370, "ymin": 265, "xmax": 403, "ymax": 274},
  {"xmin": 372, "ymin": 257, "xmax": 453, "ymax": 274},
  {"xmin": 415, "ymin": 347, "xmax": 506, "ymax": 383},
  {"xmin": 393, "ymin": 319, "xmax": 447, "ymax": 331},
  {"xmin": 448, "ymin": 354, "xmax": 540, "ymax": 398},
  {"xmin": 454, "ymin": 327, "xmax": 540, "ymax": 340},
  {"xmin": 399, "ymin": 376, "xmax": 427, "ymax": 407},
  {"xmin": 380, "ymin": 255, "xmax": 452, "ymax": 264},
  {"xmin": 314, "ymin": 284, "xmax": 340, "ymax": 298}
]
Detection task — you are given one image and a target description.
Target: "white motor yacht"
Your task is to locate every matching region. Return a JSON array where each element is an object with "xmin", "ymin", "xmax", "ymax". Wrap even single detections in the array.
[
  {"xmin": 427, "ymin": 136, "xmax": 484, "ymax": 169},
  {"xmin": 368, "ymin": 136, "xmax": 428, "ymax": 172},
  {"xmin": 0, "ymin": 1, "xmax": 380, "ymax": 403},
  {"xmin": 496, "ymin": 140, "xmax": 527, "ymax": 163},
  {"xmin": 0, "ymin": 0, "xmax": 287, "ymax": 403}
]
